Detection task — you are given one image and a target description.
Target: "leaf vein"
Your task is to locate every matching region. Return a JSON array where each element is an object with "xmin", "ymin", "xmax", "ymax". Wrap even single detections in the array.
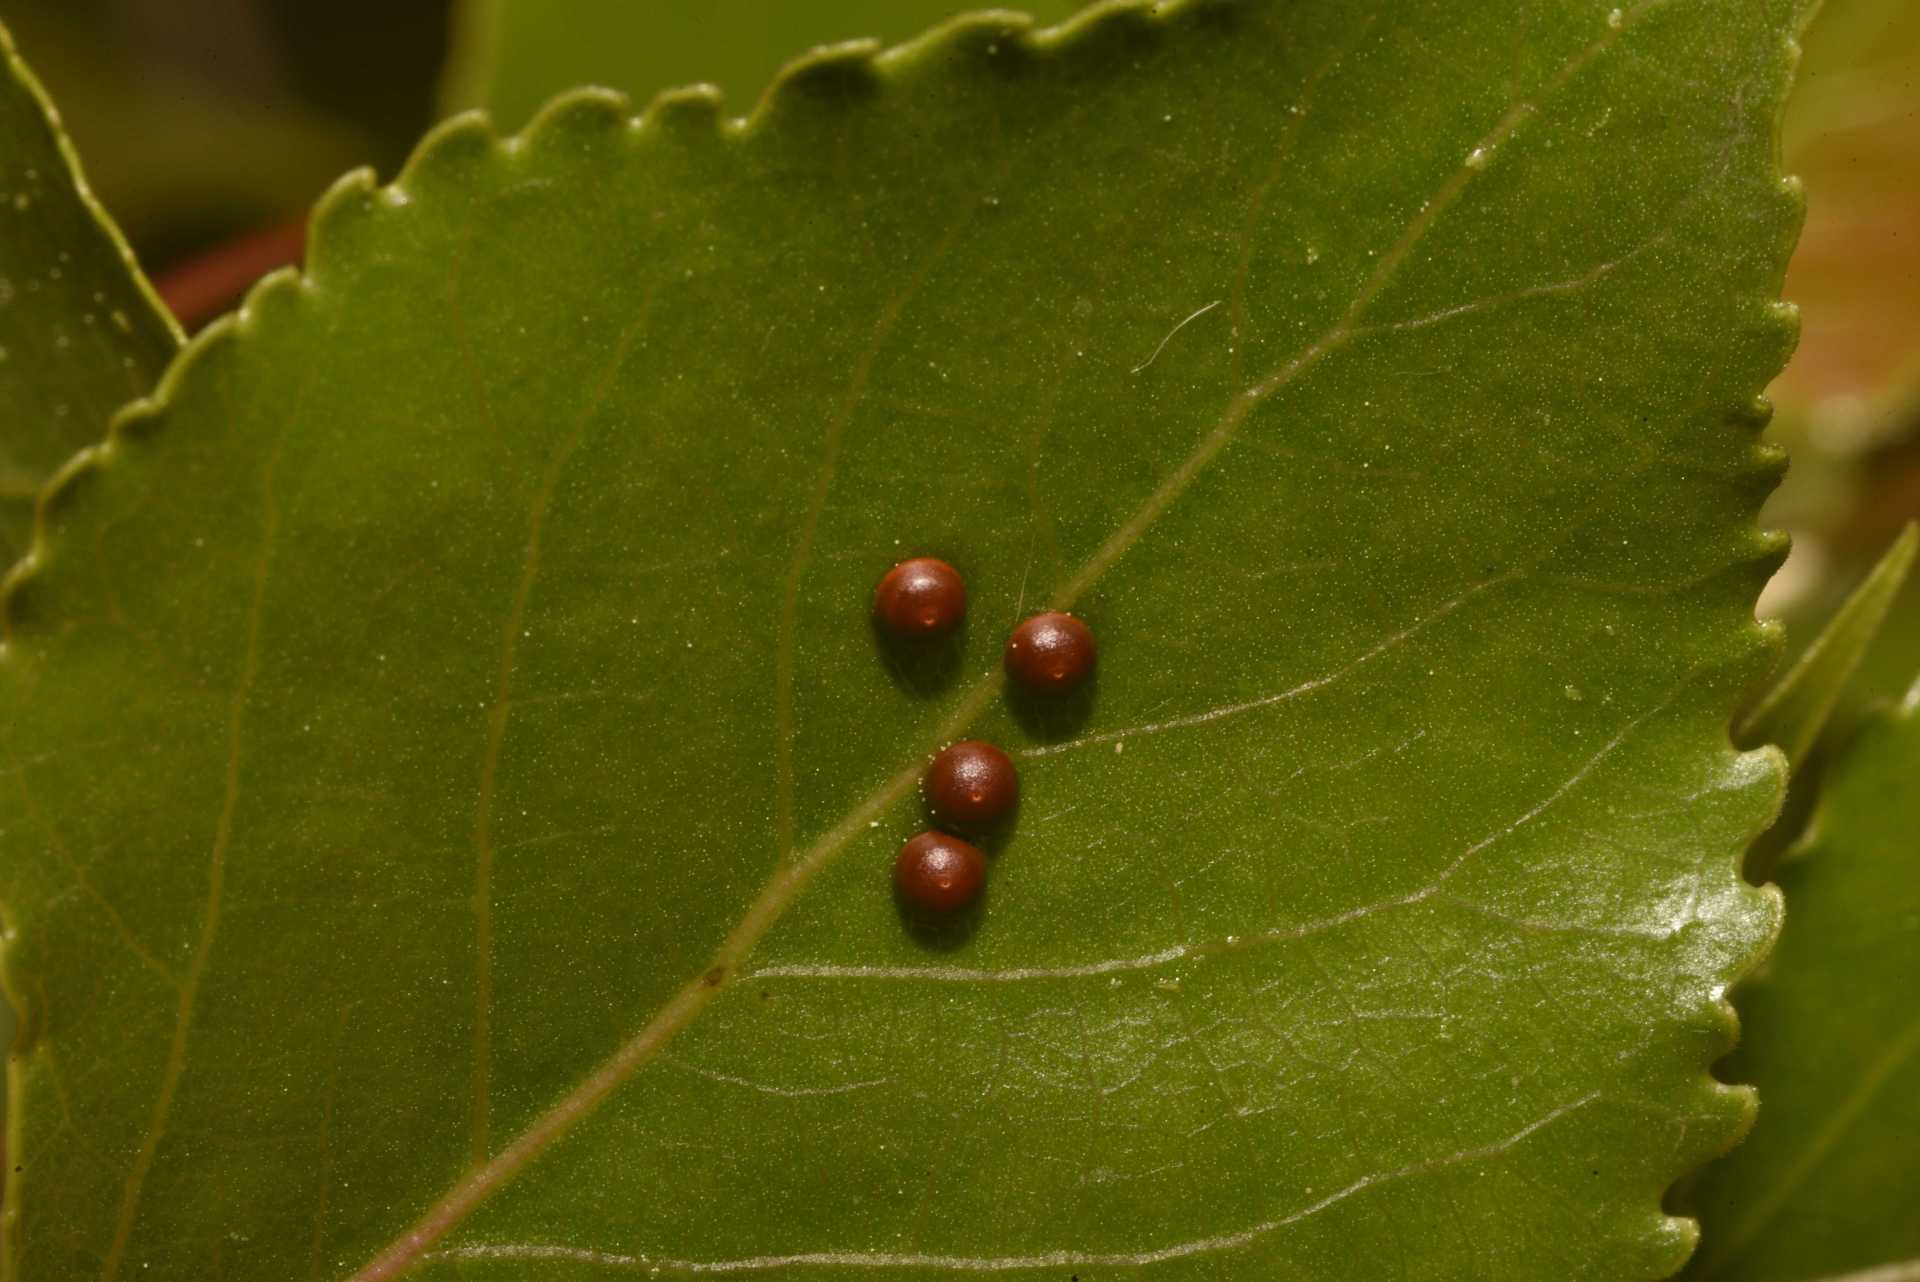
[
  {"xmin": 98, "ymin": 444, "xmax": 283, "ymax": 1282},
  {"xmin": 465, "ymin": 294, "xmax": 658, "ymax": 1164},
  {"xmin": 427, "ymin": 1092, "xmax": 1601, "ymax": 1272}
]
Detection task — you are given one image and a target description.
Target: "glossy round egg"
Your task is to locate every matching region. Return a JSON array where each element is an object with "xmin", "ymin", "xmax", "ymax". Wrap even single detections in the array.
[
  {"xmin": 1004, "ymin": 611, "xmax": 1096, "ymax": 692},
  {"xmin": 894, "ymin": 831, "xmax": 987, "ymax": 913},
  {"xmin": 924, "ymin": 740, "xmax": 1019, "ymax": 829},
  {"xmin": 873, "ymin": 557, "xmax": 967, "ymax": 637}
]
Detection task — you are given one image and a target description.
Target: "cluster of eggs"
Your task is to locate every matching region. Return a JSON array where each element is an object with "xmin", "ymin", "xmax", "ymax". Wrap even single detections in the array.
[{"xmin": 872, "ymin": 557, "xmax": 1096, "ymax": 917}]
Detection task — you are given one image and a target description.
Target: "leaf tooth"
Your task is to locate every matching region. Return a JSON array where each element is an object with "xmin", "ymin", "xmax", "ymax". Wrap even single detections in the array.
[
  {"xmin": 642, "ymin": 85, "xmax": 724, "ymax": 137},
  {"xmin": 1733, "ymin": 538, "xmax": 1794, "ymax": 628},
  {"xmin": 752, "ymin": 38, "xmax": 885, "ymax": 128},
  {"xmin": 875, "ymin": 11, "xmax": 1038, "ymax": 76},
  {"xmin": 1762, "ymin": 295, "xmax": 1801, "ymax": 357},
  {"xmin": 1031, "ymin": 0, "xmax": 1244, "ymax": 67},
  {"xmin": 387, "ymin": 112, "xmax": 506, "ymax": 208},
  {"xmin": 518, "ymin": 86, "xmax": 637, "ymax": 151},
  {"xmin": 300, "ymin": 164, "xmax": 385, "ymax": 281}
]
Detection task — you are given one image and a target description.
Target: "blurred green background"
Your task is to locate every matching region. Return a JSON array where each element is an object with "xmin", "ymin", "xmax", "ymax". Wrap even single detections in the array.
[{"xmin": 1, "ymin": 0, "xmax": 451, "ymax": 265}]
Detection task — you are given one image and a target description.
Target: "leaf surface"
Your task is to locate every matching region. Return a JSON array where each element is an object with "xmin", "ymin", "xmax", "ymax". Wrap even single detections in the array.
[
  {"xmin": 1, "ymin": 3, "xmax": 1805, "ymax": 1279},
  {"xmin": 0, "ymin": 19, "xmax": 176, "ymax": 563},
  {"xmin": 1686, "ymin": 678, "xmax": 1920, "ymax": 1282}
]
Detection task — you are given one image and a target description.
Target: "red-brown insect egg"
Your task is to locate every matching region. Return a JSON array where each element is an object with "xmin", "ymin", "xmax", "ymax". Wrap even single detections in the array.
[
  {"xmin": 1004, "ymin": 611, "xmax": 1096, "ymax": 692},
  {"xmin": 872, "ymin": 557, "xmax": 967, "ymax": 637},
  {"xmin": 893, "ymin": 831, "xmax": 987, "ymax": 913},
  {"xmin": 924, "ymin": 740, "xmax": 1019, "ymax": 830}
]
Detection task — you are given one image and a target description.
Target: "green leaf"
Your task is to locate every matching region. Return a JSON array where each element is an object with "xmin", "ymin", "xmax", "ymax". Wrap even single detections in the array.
[
  {"xmin": 1684, "ymin": 678, "xmax": 1920, "ymax": 1282},
  {"xmin": 444, "ymin": 0, "xmax": 1081, "ymax": 128},
  {"xmin": 0, "ymin": 3, "xmax": 1806, "ymax": 1278},
  {"xmin": 1738, "ymin": 522, "xmax": 1918, "ymax": 767},
  {"xmin": 0, "ymin": 19, "xmax": 177, "ymax": 564}
]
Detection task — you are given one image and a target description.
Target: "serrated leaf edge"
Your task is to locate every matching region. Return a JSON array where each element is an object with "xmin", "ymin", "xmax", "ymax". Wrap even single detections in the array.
[{"xmin": 0, "ymin": 20, "xmax": 181, "ymax": 357}]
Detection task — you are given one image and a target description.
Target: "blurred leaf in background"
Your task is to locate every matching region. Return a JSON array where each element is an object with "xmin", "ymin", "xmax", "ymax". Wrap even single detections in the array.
[
  {"xmin": 1683, "ymin": 680, "xmax": 1920, "ymax": 1282},
  {"xmin": 1, "ymin": 0, "xmax": 451, "ymax": 266},
  {"xmin": 0, "ymin": 17, "xmax": 177, "ymax": 560}
]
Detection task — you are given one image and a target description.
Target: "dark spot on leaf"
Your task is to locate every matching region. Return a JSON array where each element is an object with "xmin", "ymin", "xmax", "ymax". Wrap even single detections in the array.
[
  {"xmin": 872, "ymin": 609, "xmax": 966, "ymax": 700},
  {"xmin": 702, "ymin": 966, "xmax": 726, "ymax": 988},
  {"xmin": 1005, "ymin": 659, "xmax": 1098, "ymax": 744}
]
